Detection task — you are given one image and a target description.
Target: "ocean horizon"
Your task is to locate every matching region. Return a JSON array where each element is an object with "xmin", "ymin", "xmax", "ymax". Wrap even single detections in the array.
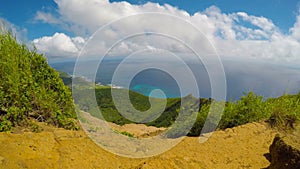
[{"xmin": 49, "ymin": 58, "xmax": 300, "ymax": 100}]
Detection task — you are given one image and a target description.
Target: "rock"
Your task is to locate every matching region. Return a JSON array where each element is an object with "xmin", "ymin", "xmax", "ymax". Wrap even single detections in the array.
[{"xmin": 264, "ymin": 134, "xmax": 300, "ymax": 169}]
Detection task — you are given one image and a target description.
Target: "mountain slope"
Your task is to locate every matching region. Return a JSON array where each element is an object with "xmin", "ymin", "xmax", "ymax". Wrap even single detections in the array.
[{"xmin": 0, "ymin": 32, "xmax": 78, "ymax": 131}]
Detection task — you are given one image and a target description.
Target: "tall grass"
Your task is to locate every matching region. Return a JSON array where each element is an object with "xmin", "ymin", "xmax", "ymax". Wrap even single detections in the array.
[{"xmin": 0, "ymin": 31, "xmax": 78, "ymax": 131}]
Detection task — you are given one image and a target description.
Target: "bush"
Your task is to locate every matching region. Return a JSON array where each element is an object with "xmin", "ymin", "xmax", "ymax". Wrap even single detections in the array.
[
  {"xmin": 268, "ymin": 108, "xmax": 297, "ymax": 130},
  {"xmin": 188, "ymin": 103, "xmax": 209, "ymax": 136},
  {"xmin": 268, "ymin": 108, "xmax": 285, "ymax": 129},
  {"xmin": 0, "ymin": 31, "xmax": 78, "ymax": 131},
  {"xmin": 218, "ymin": 92, "xmax": 265, "ymax": 129}
]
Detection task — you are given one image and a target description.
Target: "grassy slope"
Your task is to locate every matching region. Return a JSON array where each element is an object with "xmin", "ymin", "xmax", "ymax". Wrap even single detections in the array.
[
  {"xmin": 73, "ymin": 87, "xmax": 182, "ymax": 127},
  {"xmin": 72, "ymin": 80, "xmax": 300, "ymax": 137},
  {"xmin": 0, "ymin": 32, "xmax": 78, "ymax": 131}
]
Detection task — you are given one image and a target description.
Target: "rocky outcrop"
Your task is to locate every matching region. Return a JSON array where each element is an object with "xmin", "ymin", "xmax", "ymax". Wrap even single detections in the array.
[{"xmin": 264, "ymin": 134, "xmax": 300, "ymax": 169}]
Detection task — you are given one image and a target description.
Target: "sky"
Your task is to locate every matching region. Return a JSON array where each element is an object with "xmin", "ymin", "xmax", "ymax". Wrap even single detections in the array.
[
  {"xmin": 1, "ymin": 0, "xmax": 300, "ymax": 99},
  {"xmin": 1, "ymin": 0, "xmax": 300, "ymax": 63},
  {"xmin": 1, "ymin": 0, "xmax": 299, "ymax": 38}
]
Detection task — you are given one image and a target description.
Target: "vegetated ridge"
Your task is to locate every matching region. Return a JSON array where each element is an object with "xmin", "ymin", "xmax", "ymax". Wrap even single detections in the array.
[{"xmin": 68, "ymin": 73, "xmax": 300, "ymax": 138}]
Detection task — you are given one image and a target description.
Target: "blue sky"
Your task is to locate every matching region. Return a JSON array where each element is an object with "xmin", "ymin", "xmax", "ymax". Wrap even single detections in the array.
[
  {"xmin": 0, "ymin": 0, "xmax": 299, "ymax": 40},
  {"xmin": 0, "ymin": 0, "xmax": 57, "ymax": 39},
  {"xmin": 0, "ymin": 0, "xmax": 300, "ymax": 64},
  {"xmin": 1, "ymin": 0, "xmax": 300, "ymax": 99}
]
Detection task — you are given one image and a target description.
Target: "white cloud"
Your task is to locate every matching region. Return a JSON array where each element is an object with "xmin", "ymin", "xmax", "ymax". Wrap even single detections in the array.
[
  {"xmin": 201, "ymin": 6, "xmax": 236, "ymax": 40},
  {"xmin": 290, "ymin": 9, "xmax": 300, "ymax": 41},
  {"xmin": 230, "ymin": 12, "xmax": 277, "ymax": 40},
  {"xmin": 33, "ymin": 32, "xmax": 85, "ymax": 57},
  {"xmin": 236, "ymin": 12, "xmax": 276, "ymax": 32},
  {"xmin": 34, "ymin": 11, "xmax": 61, "ymax": 24},
  {"xmin": 32, "ymin": 0, "xmax": 300, "ymax": 63}
]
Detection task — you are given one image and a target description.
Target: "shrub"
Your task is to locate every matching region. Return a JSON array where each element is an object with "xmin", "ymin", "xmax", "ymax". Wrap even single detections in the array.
[
  {"xmin": 268, "ymin": 108, "xmax": 285, "ymax": 129},
  {"xmin": 268, "ymin": 108, "xmax": 297, "ymax": 130},
  {"xmin": 218, "ymin": 92, "xmax": 265, "ymax": 129},
  {"xmin": 285, "ymin": 114, "xmax": 297, "ymax": 129},
  {"xmin": 0, "ymin": 31, "xmax": 78, "ymax": 131},
  {"xmin": 120, "ymin": 131, "xmax": 134, "ymax": 137},
  {"xmin": 188, "ymin": 103, "xmax": 209, "ymax": 136}
]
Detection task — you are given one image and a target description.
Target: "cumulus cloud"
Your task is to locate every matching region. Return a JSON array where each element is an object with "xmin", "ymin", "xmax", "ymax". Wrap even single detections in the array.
[
  {"xmin": 32, "ymin": 0, "xmax": 300, "ymax": 63},
  {"xmin": 33, "ymin": 32, "xmax": 85, "ymax": 57}
]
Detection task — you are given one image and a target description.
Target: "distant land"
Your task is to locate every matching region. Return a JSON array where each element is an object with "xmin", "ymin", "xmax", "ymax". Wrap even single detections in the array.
[{"xmin": 49, "ymin": 57, "xmax": 300, "ymax": 100}]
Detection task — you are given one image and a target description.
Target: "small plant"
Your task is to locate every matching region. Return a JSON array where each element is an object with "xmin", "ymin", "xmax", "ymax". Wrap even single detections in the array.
[
  {"xmin": 88, "ymin": 126, "xmax": 99, "ymax": 132},
  {"xmin": 268, "ymin": 108, "xmax": 285, "ymax": 129},
  {"xmin": 120, "ymin": 131, "xmax": 134, "ymax": 138},
  {"xmin": 267, "ymin": 107, "xmax": 298, "ymax": 131},
  {"xmin": 111, "ymin": 129, "xmax": 135, "ymax": 137},
  {"xmin": 0, "ymin": 119, "xmax": 12, "ymax": 132},
  {"xmin": 284, "ymin": 114, "xmax": 297, "ymax": 130},
  {"xmin": 30, "ymin": 123, "xmax": 43, "ymax": 133}
]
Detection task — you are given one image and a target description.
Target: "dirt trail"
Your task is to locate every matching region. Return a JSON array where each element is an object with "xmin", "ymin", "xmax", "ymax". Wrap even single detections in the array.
[
  {"xmin": 0, "ymin": 121, "xmax": 278, "ymax": 169},
  {"xmin": 108, "ymin": 122, "xmax": 166, "ymax": 138}
]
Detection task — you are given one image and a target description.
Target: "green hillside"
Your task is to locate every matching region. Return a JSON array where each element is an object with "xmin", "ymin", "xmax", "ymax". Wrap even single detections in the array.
[
  {"xmin": 73, "ymin": 79, "xmax": 300, "ymax": 137},
  {"xmin": 73, "ymin": 87, "xmax": 183, "ymax": 127},
  {"xmin": 0, "ymin": 32, "xmax": 78, "ymax": 131}
]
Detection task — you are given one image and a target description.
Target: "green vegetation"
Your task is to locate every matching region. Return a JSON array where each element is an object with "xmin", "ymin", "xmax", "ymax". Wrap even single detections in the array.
[
  {"xmin": 0, "ymin": 31, "xmax": 78, "ymax": 131},
  {"xmin": 73, "ymin": 87, "xmax": 182, "ymax": 126},
  {"xmin": 59, "ymin": 71, "xmax": 73, "ymax": 86},
  {"xmin": 119, "ymin": 131, "xmax": 134, "ymax": 138},
  {"xmin": 218, "ymin": 92, "xmax": 299, "ymax": 131},
  {"xmin": 73, "ymin": 80, "xmax": 300, "ymax": 137}
]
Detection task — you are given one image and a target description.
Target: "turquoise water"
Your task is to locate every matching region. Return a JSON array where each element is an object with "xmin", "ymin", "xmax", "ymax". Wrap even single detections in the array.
[
  {"xmin": 128, "ymin": 68, "xmax": 182, "ymax": 98},
  {"xmin": 130, "ymin": 84, "xmax": 179, "ymax": 98}
]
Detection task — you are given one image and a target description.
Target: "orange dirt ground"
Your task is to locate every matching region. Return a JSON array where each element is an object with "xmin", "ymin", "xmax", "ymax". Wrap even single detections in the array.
[{"xmin": 0, "ymin": 119, "xmax": 280, "ymax": 169}]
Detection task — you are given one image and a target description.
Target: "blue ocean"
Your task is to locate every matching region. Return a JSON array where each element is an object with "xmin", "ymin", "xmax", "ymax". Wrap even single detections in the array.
[
  {"xmin": 49, "ymin": 58, "xmax": 300, "ymax": 100},
  {"xmin": 50, "ymin": 58, "xmax": 182, "ymax": 98}
]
